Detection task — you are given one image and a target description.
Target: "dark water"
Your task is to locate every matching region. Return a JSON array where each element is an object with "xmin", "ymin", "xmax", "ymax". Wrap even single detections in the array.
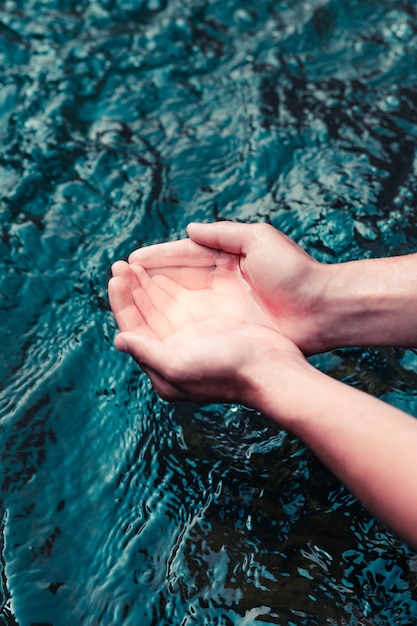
[{"xmin": 1, "ymin": 0, "xmax": 417, "ymax": 624}]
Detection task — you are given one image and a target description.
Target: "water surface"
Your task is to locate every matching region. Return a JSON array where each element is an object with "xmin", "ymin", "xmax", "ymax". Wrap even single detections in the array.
[{"xmin": 1, "ymin": 0, "xmax": 417, "ymax": 624}]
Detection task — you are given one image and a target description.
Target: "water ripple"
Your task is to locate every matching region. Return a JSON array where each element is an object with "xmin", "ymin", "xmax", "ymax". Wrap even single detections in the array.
[{"xmin": 1, "ymin": 0, "xmax": 417, "ymax": 624}]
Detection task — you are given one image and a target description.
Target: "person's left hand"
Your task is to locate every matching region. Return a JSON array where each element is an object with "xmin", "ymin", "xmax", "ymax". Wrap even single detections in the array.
[{"xmin": 108, "ymin": 259, "xmax": 303, "ymax": 405}]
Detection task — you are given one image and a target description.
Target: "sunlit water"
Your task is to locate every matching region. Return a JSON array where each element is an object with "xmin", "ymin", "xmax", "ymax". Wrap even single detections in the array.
[{"xmin": 1, "ymin": 0, "xmax": 417, "ymax": 624}]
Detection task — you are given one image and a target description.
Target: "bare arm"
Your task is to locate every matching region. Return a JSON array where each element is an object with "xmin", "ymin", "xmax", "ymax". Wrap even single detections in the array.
[
  {"xmin": 250, "ymin": 352, "xmax": 417, "ymax": 550},
  {"xmin": 318, "ymin": 253, "xmax": 417, "ymax": 350},
  {"xmin": 108, "ymin": 258, "xmax": 417, "ymax": 549},
  {"xmin": 186, "ymin": 221, "xmax": 417, "ymax": 351}
]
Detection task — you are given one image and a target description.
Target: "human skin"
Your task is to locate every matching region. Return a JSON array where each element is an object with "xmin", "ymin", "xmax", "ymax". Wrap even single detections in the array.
[
  {"xmin": 108, "ymin": 222, "xmax": 417, "ymax": 549},
  {"xmin": 129, "ymin": 221, "xmax": 417, "ymax": 354}
]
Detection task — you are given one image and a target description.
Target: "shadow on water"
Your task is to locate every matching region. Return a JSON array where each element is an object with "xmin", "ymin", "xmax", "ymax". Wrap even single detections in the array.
[{"xmin": 1, "ymin": 0, "xmax": 417, "ymax": 624}]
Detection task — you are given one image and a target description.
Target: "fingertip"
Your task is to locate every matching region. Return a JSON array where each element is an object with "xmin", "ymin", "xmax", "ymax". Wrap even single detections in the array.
[
  {"xmin": 186, "ymin": 221, "xmax": 211, "ymax": 232},
  {"xmin": 111, "ymin": 260, "xmax": 129, "ymax": 277},
  {"xmin": 186, "ymin": 222, "xmax": 215, "ymax": 245},
  {"xmin": 186, "ymin": 222, "xmax": 209, "ymax": 235},
  {"xmin": 185, "ymin": 223, "xmax": 196, "ymax": 240},
  {"xmin": 187, "ymin": 220, "xmax": 244, "ymax": 254},
  {"xmin": 128, "ymin": 250, "xmax": 140, "ymax": 264},
  {"xmin": 107, "ymin": 275, "xmax": 122, "ymax": 308},
  {"xmin": 114, "ymin": 333, "xmax": 128, "ymax": 353}
]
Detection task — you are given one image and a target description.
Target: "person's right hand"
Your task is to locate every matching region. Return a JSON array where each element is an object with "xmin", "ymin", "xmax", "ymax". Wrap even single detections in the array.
[{"xmin": 129, "ymin": 222, "xmax": 327, "ymax": 354}]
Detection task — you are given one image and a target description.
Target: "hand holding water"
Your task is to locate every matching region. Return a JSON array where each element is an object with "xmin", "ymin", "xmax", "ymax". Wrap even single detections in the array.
[
  {"xmin": 109, "ymin": 221, "xmax": 417, "ymax": 549},
  {"xmin": 108, "ymin": 257, "xmax": 304, "ymax": 404},
  {"xmin": 128, "ymin": 221, "xmax": 324, "ymax": 354}
]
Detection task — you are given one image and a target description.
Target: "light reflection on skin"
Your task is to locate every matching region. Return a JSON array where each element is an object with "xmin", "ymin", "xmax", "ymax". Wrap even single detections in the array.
[{"xmin": 113, "ymin": 260, "xmax": 278, "ymax": 349}]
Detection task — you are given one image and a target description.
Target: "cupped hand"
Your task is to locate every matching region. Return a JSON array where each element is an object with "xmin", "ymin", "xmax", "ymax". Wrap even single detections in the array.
[
  {"xmin": 108, "ymin": 259, "xmax": 303, "ymax": 405},
  {"xmin": 128, "ymin": 222, "xmax": 326, "ymax": 354}
]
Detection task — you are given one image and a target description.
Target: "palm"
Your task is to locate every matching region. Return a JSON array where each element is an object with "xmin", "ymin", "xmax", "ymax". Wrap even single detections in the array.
[
  {"xmin": 109, "ymin": 260, "xmax": 274, "ymax": 346},
  {"xmin": 127, "ymin": 224, "xmax": 320, "ymax": 353},
  {"xmin": 109, "ymin": 257, "xmax": 303, "ymax": 403}
]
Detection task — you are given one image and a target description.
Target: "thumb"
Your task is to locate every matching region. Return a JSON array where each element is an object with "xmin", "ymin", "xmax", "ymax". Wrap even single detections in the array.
[{"xmin": 187, "ymin": 221, "xmax": 253, "ymax": 255}]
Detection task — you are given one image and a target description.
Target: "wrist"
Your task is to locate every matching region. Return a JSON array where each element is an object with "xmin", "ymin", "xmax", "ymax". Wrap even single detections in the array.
[
  {"xmin": 241, "ymin": 341, "xmax": 321, "ymax": 429},
  {"xmin": 277, "ymin": 261, "xmax": 334, "ymax": 355}
]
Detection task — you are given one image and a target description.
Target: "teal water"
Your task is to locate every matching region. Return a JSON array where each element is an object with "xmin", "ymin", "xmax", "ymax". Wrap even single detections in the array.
[{"xmin": 1, "ymin": 0, "xmax": 417, "ymax": 624}]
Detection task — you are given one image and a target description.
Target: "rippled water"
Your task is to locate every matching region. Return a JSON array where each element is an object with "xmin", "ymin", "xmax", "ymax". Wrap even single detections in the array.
[{"xmin": 1, "ymin": 0, "xmax": 417, "ymax": 624}]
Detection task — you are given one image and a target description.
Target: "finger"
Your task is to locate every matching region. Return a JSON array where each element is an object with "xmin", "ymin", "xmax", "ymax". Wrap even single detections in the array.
[
  {"xmin": 128, "ymin": 238, "xmax": 237, "ymax": 270},
  {"xmin": 131, "ymin": 266, "xmax": 193, "ymax": 330},
  {"xmin": 129, "ymin": 239, "xmax": 215, "ymax": 266},
  {"xmin": 128, "ymin": 267, "xmax": 174, "ymax": 339},
  {"xmin": 108, "ymin": 276, "xmax": 146, "ymax": 332},
  {"xmin": 186, "ymin": 221, "xmax": 254, "ymax": 255},
  {"xmin": 112, "ymin": 260, "xmax": 148, "ymax": 301},
  {"xmin": 111, "ymin": 259, "xmax": 131, "ymax": 279}
]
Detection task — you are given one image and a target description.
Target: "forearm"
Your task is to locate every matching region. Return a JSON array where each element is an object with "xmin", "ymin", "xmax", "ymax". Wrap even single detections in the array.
[
  {"xmin": 247, "ymin": 355, "xmax": 417, "ymax": 549},
  {"xmin": 316, "ymin": 253, "xmax": 417, "ymax": 351}
]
